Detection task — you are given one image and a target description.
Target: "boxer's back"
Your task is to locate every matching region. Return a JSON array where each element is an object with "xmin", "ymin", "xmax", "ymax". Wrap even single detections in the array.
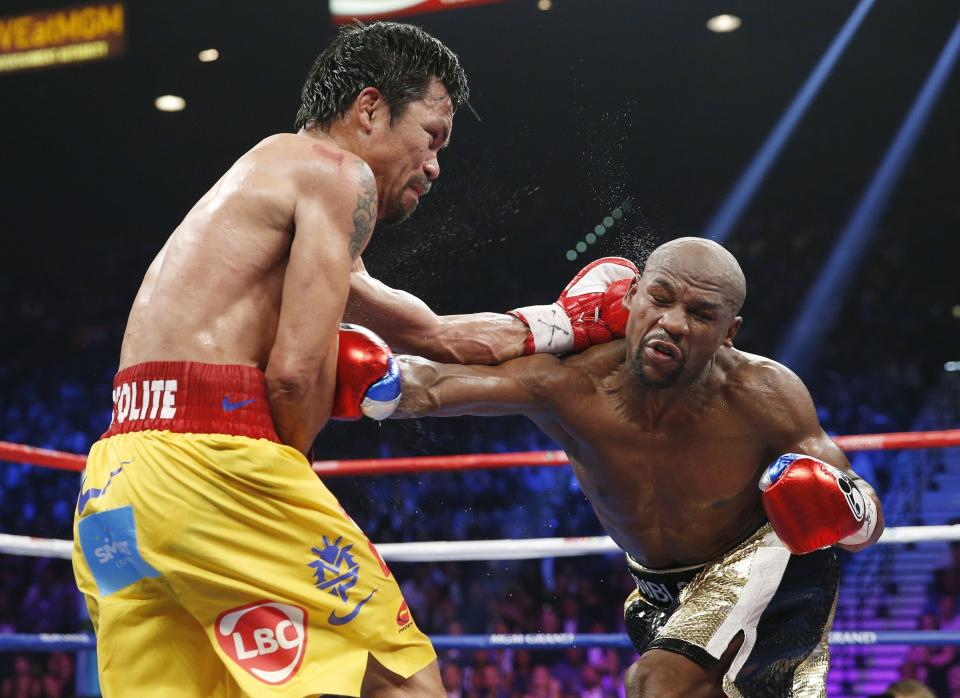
[{"xmin": 119, "ymin": 133, "xmax": 341, "ymax": 370}]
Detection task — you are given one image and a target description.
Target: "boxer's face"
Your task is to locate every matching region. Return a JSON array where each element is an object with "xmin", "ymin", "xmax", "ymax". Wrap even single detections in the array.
[
  {"xmin": 362, "ymin": 79, "xmax": 453, "ymax": 225},
  {"xmin": 623, "ymin": 262, "xmax": 741, "ymax": 389}
]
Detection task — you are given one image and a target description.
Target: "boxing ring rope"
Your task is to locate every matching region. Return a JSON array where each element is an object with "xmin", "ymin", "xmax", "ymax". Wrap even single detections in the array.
[
  {"xmin": 4, "ymin": 525, "xmax": 960, "ymax": 563},
  {"xmin": 3, "ymin": 631, "xmax": 960, "ymax": 653},
  {"xmin": 2, "ymin": 427, "xmax": 959, "ymax": 655},
  {"xmin": 2, "ymin": 428, "xmax": 959, "ymax": 476}
]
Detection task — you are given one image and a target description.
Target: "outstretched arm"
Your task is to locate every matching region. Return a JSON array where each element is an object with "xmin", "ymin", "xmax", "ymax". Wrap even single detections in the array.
[
  {"xmin": 754, "ymin": 362, "xmax": 884, "ymax": 553},
  {"xmin": 344, "ymin": 257, "xmax": 526, "ymax": 364},
  {"xmin": 344, "ymin": 256, "xmax": 638, "ymax": 365},
  {"xmin": 392, "ymin": 352, "xmax": 562, "ymax": 419}
]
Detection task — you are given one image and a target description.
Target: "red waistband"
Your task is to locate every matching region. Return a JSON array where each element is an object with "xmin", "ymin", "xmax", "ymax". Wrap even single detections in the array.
[{"xmin": 102, "ymin": 361, "xmax": 280, "ymax": 442}]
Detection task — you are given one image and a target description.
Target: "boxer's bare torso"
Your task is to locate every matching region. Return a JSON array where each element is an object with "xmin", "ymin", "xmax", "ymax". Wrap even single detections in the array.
[
  {"xmin": 395, "ymin": 238, "xmax": 880, "ymax": 568},
  {"xmin": 120, "ymin": 133, "xmax": 372, "ymax": 372},
  {"xmin": 117, "ymin": 131, "xmax": 376, "ymax": 452},
  {"xmin": 400, "ymin": 340, "xmax": 824, "ymax": 567},
  {"xmin": 521, "ymin": 342, "xmax": 793, "ymax": 567}
]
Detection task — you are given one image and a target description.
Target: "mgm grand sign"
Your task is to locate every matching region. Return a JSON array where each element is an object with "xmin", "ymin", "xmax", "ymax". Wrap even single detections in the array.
[{"xmin": 0, "ymin": 2, "xmax": 125, "ymax": 74}]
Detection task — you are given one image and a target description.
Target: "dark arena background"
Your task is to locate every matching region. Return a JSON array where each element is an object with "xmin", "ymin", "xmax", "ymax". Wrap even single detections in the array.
[{"xmin": 2, "ymin": 1, "xmax": 960, "ymax": 696}]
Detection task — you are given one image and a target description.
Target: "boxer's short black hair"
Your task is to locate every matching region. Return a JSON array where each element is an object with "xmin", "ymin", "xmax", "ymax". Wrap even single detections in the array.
[{"xmin": 295, "ymin": 21, "xmax": 469, "ymax": 131}]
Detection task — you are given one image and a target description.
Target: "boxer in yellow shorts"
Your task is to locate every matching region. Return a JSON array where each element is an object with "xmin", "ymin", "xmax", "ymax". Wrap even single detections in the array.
[
  {"xmin": 72, "ymin": 21, "xmax": 635, "ymax": 695},
  {"xmin": 74, "ymin": 362, "xmax": 434, "ymax": 696}
]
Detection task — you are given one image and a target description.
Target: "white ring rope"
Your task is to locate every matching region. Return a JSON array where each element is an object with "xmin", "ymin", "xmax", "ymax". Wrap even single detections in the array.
[{"xmin": 3, "ymin": 525, "xmax": 959, "ymax": 563}]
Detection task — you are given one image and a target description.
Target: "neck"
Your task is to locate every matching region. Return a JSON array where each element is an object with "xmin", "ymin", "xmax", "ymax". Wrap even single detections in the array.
[
  {"xmin": 303, "ymin": 124, "xmax": 383, "ymax": 215},
  {"xmin": 614, "ymin": 355, "xmax": 717, "ymax": 427}
]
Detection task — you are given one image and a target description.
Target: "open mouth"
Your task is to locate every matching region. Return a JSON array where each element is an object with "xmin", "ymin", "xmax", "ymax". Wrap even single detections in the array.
[{"xmin": 645, "ymin": 340, "xmax": 682, "ymax": 362}]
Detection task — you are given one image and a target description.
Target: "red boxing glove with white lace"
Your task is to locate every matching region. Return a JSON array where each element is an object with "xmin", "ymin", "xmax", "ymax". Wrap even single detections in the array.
[
  {"xmin": 759, "ymin": 453, "xmax": 878, "ymax": 555},
  {"xmin": 509, "ymin": 257, "xmax": 638, "ymax": 355}
]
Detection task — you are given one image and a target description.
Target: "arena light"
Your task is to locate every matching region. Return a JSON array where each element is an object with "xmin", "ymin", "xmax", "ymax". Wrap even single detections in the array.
[
  {"xmin": 566, "ymin": 199, "xmax": 632, "ymax": 262},
  {"xmin": 154, "ymin": 95, "xmax": 186, "ymax": 112},
  {"xmin": 197, "ymin": 48, "xmax": 219, "ymax": 63},
  {"xmin": 945, "ymin": 361, "xmax": 960, "ymax": 372},
  {"xmin": 778, "ymin": 16, "xmax": 960, "ymax": 376},
  {"xmin": 706, "ymin": 14, "xmax": 741, "ymax": 33},
  {"xmin": 702, "ymin": 0, "xmax": 876, "ymax": 243},
  {"xmin": 537, "ymin": 0, "xmax": 552, "ymax": 10}
]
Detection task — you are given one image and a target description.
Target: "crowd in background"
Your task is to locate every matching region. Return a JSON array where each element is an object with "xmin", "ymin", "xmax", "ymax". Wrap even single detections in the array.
[
  {"xmin": 1, "ymin": 199, "xmax": 957, "ymax": 694},
  {"xmin": 0, "ymin": 346, "xmax": 945, "ymax": 697}
]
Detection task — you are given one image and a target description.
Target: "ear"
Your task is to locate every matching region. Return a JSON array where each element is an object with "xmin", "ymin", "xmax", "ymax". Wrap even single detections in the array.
[
  {"xmin": 354, "ymin": 87, "xmax": 388, "ymax": 134},
  {"xmin": 723, "ymin": 316, "xmax": 742, "ymax": 347},
  {"xmin": 622, "ymin": 275, "xmax": 640, "ymax": 308}
]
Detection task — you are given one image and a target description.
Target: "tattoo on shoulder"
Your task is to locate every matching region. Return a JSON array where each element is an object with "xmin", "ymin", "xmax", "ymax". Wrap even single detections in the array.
[{"xmin": 350, "ymin": 162, "xmax": 377, "ymax": 259}]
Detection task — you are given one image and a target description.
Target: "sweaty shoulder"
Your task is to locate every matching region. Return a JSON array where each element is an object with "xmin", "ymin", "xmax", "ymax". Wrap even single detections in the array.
[
  {"xmin": 251, "ymin": 133, "xmax": 375, "ymax": 203},
  {"xmin": 723, "ymin": 348, "xmax": 816, "ymax": 434},
  {"xmin": 540, "ymin": 340, "xmax": 626, "ymax": 397},
  {"xmin": 251, "ymin": 133, "xmax": 377, "ymax": 257}
]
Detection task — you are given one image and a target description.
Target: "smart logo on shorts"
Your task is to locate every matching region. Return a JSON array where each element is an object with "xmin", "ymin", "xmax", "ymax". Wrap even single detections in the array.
[
  {"xmin": 308, "ymin": 535, "xmax": 377, "ymax": 626},
  {"xmin": 215, "ymin": 600, "xmax": 307, "ymax": 685}
]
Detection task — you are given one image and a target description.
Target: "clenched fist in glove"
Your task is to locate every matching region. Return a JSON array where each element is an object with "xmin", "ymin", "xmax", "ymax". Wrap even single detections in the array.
[
  {"xmin": 510, "ymin": 257, "xmax": 638, "ymax": 355},
  {"xmin": 759, "ymin": 453, "xmax": 879, "ymax": 555},
  {"xmin": 332, "ymin": 324, "xmax": 401, "ymax": 421}
]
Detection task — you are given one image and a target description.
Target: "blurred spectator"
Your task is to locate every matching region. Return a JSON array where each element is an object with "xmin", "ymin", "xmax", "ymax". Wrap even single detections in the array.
[
  {"xmin": 0, "ymin": 655, "xmax": 42, "ymax": 698},
  {"xmin": 442, "ymin": 661, "xmax": 464, "ymax": 698},
  {"xmin": 947, "ymin": 663, "xmax": 960, "ymax": 698}
]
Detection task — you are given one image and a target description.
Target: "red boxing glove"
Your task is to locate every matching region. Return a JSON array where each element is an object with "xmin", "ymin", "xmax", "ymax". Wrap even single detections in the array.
[
  {"xmin": 759, "ymin": 453, "xmax": 878, "ymax": 555},
  {"xmin": 509, "ymin": 257, "xmax": 638, "ymax": 355},
  {"xmin": 332, "ymin": 324, "xmax": 401, "ymax": 421}
]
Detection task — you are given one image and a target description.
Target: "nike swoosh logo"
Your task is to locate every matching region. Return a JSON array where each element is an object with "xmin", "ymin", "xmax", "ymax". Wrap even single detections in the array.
[
  {"xmin": 327, "ymin": 589, "xmax": 377, "ymax": 626},
  {"xmin": 77, "ymin": 465, "xmax": 126, "ymax": 515},
  {"xmin": 222, "ymin": 397, "xmax": 256, "ymax": 413}
]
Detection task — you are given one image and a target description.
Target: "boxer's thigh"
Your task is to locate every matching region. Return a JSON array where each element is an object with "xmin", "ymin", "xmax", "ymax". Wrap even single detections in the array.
[
  {"xmin": 154, "ymin": 434, "xmax": 436, "ymax": 696},
  {"xmin": 625, "ymin": 634, "xmax": 743, "ymax": 698}
]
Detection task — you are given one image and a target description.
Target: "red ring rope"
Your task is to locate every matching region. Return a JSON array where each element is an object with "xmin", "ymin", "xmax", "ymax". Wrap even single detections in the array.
[{"xmin": 1, "ymin": 429, "xmax": 958, "ymax": 476}]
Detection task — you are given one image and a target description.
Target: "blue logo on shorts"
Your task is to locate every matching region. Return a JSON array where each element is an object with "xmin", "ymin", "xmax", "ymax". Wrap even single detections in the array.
[
  {"xmin": 77, "ymin": 506, "xmax": 160, "ymax": 596},
  {"xmin": 77, "ymin": 464, "xmax": 127, "ymax": 515},
  {"xmin": 308, "ymin": 536, "xmax": 377, "ymax": 626},
  {"xmin": 222, "ymin": 396, "xmax": 256, "ymax": 413}
]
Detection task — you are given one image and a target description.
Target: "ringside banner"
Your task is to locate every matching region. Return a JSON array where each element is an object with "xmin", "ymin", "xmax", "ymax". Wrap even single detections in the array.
[
  {"xmin": 330, "ymin": 0, "xmax": 514, "ymax": 25},
  {"xmin": 0, "ymin": 2, "xmax": 125, "ymax": 75}
]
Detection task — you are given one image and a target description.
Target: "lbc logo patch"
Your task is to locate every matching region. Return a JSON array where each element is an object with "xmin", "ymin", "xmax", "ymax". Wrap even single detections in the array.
[{"xmin": 215, "ymin": 601, "xmax": 307, "ymax": 685}]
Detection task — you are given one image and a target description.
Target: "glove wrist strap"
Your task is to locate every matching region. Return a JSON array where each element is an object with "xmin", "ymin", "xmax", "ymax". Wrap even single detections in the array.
[
  {"xmin": 510, "ymin": 304, "xmax": 574, "ymax": 354},
  {"xmin": 838, "ymin": 492, "xmax": 878, "ymax": 545}
]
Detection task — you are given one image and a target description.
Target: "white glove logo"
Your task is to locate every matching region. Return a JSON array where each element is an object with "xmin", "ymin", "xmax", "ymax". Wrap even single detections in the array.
[{"xmin": 836, "ymin": 473, "xmax": 865, "ymax": 521}]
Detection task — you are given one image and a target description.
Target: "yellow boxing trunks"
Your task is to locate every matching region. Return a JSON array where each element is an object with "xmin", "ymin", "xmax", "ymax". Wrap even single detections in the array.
[
  {"xmin": 72, "ymin": 361, "xmax": 435, "ymax": 697},
  {"xmin": 624, "ymin": 524, "xmax": 839, "ymax": 698}
]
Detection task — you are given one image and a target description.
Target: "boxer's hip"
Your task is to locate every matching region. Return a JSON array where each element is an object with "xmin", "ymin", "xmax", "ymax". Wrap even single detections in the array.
[
  {"xmin": 624, "ymin": 524, "xmax": 839, "ymax": 697},
  {"xmin": 100, "ymin": 360, "xmax": 280, "ymax": 441}
]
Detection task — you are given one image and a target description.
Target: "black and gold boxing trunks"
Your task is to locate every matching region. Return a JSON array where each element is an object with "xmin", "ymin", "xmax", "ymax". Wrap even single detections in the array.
[{"xmin": 623, "ymin": 523, "xmax": 839, "ymax": 698}]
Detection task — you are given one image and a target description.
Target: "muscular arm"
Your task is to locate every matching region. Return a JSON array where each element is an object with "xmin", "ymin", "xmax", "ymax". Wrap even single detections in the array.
[
  {"xmin": 392, "ymin": 352, "xmax": 562, "ymax": 419},
  {"xmin": 266, "ymin": 158, "xmax": 376, "ymax": 453},
  {"xmin": 755, "ymin": 361, "xmax": 885, "ymax": 552},
  {"xmin": 344, "ymin": 257, "xmax": 527, "ymax": 364}
]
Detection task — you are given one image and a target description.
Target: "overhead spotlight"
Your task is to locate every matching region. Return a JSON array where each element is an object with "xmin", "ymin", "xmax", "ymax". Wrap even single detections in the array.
[
  {"xmin": 155, "ymin": 95, "xmax": 186, "ymax": 112},
  {"xmin": 707, "ymin": 14, "xmax": 742, "ymax": 33},
  {"xmin": 198, "ymin": 48, "xmax": 220, "ymax": 63},
  {"xmin": 537, "ymin": 0, "xmax": 552, "ymax": 10}
]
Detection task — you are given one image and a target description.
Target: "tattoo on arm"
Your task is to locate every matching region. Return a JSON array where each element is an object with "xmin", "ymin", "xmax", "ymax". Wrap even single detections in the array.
[{"xmin": 350, "ymin": 163, "xmax": 377, "ymax": 259}]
